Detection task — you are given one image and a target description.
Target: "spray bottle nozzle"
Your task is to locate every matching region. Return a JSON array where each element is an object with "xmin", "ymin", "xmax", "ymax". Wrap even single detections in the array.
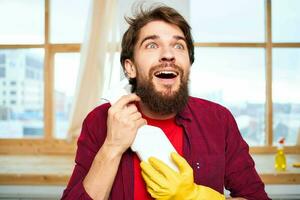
[{"xmin": 278, "ymin": 137, "xmax": 285, "ymax": 144}]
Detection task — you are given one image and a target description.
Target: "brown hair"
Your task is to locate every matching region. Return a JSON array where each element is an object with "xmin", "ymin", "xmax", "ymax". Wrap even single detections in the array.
[{"xmin": 120, "ymin": 5, "xmax": 194, "ymax": 69}]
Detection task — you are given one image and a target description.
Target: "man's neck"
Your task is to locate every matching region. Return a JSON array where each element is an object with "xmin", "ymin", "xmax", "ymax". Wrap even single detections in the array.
[{"xmin": 138, "ymin": 102, "xmax": 176, "ymax": 120}]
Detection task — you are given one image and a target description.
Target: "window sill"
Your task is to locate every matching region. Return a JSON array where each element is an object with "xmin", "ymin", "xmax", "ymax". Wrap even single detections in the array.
[
  {"xmin": 252, "ymin": 154, "xmax": 300, "ymax": 184},
  {"xmin": 0, "ymin": 155, "xmax": 73, "ymax": 185}
]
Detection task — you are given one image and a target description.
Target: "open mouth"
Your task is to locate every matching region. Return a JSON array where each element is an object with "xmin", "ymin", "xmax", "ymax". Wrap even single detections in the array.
[{"xmin": 154, "ymin": 71, "xmax": 178, "ymax": 79}]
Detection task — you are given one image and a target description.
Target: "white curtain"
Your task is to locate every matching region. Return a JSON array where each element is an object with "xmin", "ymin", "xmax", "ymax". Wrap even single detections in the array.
[{"xmin": 67, "ymin": 0, "xmax": 119, "ymax": 139}]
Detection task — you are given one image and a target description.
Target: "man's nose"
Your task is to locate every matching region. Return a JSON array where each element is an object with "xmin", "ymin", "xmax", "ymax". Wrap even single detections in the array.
[{"xmin": 159, "ymin": 47, "xmax": 175, "ymax": 63}]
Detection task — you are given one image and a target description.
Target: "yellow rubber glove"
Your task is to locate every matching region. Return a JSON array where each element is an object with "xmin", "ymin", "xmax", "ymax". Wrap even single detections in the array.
[{"xmin": 140, "ymin": 152, "xmax": 225, "ymax": 200}]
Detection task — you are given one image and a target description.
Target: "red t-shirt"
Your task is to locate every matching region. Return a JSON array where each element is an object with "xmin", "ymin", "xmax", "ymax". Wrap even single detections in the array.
[{"xmin": 133, "ymin": 115, "xmax": 183, "ymax": 200}]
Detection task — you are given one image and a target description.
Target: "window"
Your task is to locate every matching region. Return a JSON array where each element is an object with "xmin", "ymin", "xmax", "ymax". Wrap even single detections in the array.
[
  {"xmin": 0, "ymin": 0, "xmax": 44, "ymax": 44},
  {"xmin": 26, "ymin": 56, "xmax": 43, "ymax": 69},
  {"xmin": 273, "ymin": 48, "xmax": 300, "ymax": 145},
  {"xmin": 190, "ymin": 0, "xmax": 300, "ymax": 148},
  {"xmin": 190, "ymin": 48, "xmax": 266, "ymax": 146},
  {"xmin": 0, "ymin": 0, "xmax": 299, "ymax": 153},
  {"xmin": 272, "ymin": 0, "xmax": 300, "ymax": 42},
  {"xmin": 50, "ymin": 0, "xmax": 90, "ymax": 43},
  {"xmin": 0, "ymin": 54, "xmax": 5, "ymax": 64},
  {"xmin": 0, "ymin": 0, "xmax": 90, "ymax": 148},
  {"xmin": 54, "ymin": 53, "xmax": 80, "ymax": 139},
  {"xmin": 25, "ymin": 69, "xmax": 34, "ymax": 79},
  {"xmin": 10, "ymin": 91, "xmax": 17, "ymax": 95},
  {"xmin": 190, "ymin": 0, "xmax": 265, "ymax": 42},
  {"xmin": 0, "ymin": 49, "xmax": 44, "ymax": 139},
  {"xmin": 0, "ymin": 67, "xmax": 5, "ymax": 78}
]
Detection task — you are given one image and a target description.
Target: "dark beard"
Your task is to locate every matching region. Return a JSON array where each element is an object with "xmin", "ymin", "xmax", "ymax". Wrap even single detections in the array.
[{"xmin": 134, "ymin": 65, "xmax": 189, "ymax": 115}]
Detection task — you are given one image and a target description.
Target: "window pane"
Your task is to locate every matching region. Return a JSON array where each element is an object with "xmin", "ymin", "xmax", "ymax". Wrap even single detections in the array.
[
  {"xmin": 190, "ymin": 0, "xmax": 265, "ymax": 42},
  {"xmin": 54, "ymin": 53, "xmax": 80, "ymax": 139},
  {"xmin": 273, "ymin": 49, "xmax": 300, "ymax": 145},
  {"xmin": 0, "ymin": 0, "xmax": 44, "ymax": 44},
  {"xmin": 190, "ymin": 48, "xmax": 266, "ymax": 146},
  {"xmin": 0, "ymin": 49, "xmax": 44, "ymax": 138},
  {"xmin": 272, "ymin": 0, "xmax": 300, "ymax": 42},
  {"xmin": 50, "ymin": 0, "xmax": 91, "ymax": 43}
]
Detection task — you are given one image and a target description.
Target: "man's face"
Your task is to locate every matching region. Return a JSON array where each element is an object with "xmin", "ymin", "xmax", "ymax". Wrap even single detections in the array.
[{"xmin": 125, "ymin": 20, "xmax": 191, "ymax": 114}]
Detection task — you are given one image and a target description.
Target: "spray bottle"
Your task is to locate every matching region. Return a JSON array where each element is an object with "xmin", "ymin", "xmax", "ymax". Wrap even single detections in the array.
[{"xmin": 274, "ymin": 137, "xmax": 286, "ymax": 171}]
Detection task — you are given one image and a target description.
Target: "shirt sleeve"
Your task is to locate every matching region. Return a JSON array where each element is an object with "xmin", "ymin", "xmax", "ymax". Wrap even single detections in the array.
[
  {"xmin": 223, "ymin": 109, "xmax": 270, "ymax": 200},
  {"xmin": 61, "ymin": 112, "xmax": 103, "ymax": 200}
]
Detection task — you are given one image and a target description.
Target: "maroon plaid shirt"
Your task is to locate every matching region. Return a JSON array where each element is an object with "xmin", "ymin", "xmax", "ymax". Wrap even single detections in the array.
[{"xmin": 62, "ymin": 97, "xmax": 270, "ymax": 200}]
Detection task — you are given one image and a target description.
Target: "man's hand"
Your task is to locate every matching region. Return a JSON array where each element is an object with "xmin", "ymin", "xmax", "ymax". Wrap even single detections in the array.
[
  {"xmin": 141, "ymin": 152, "xmax": 225, "ymax": 200},
  {"xmin": 104, "ymin": 94, "xmax": 146, "ymax": 155}
]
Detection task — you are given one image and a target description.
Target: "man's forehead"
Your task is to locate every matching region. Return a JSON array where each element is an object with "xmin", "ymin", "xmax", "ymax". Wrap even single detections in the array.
[{"xmin": 137, "ymin": 20, "xmax": 185, "ymax": 41}]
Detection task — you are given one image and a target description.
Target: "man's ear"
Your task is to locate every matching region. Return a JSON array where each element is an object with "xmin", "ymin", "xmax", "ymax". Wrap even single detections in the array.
[{"xmin": 124, "ymin": 59, "xmax": 137, "ymax": 78}]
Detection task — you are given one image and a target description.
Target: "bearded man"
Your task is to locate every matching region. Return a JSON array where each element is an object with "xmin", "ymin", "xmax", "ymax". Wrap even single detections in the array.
[{"xmin": 62, "ymin": 5, "xmax": 270, "ymax": 200}]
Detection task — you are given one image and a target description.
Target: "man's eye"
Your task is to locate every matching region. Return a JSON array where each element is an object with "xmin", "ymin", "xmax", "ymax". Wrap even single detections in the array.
[
  {"xmin": 174, "ymin": 43, "xmax": 184, "ymax": 49},
  {"xmin": 146, "ymin": 43, "xmax": 158, "ymax": 49}
]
